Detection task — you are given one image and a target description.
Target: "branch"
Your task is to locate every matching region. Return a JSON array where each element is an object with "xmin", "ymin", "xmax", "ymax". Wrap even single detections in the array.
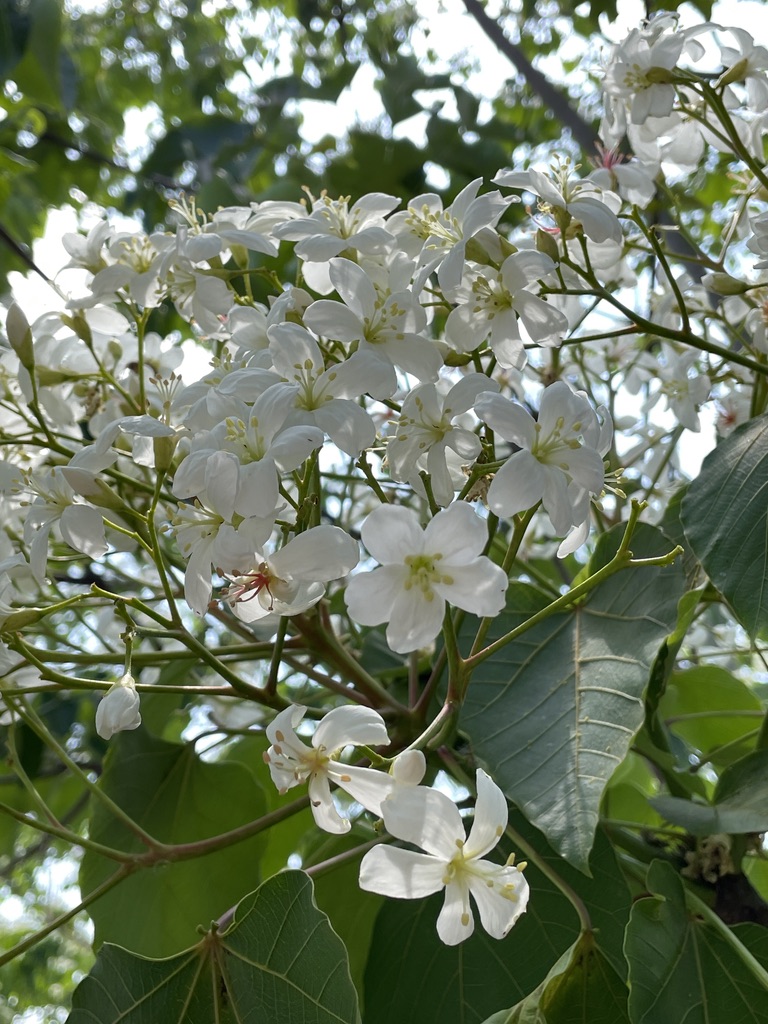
[{"xmin": 461, "ymin": 0, "xmax": 600, "ymax": 155}]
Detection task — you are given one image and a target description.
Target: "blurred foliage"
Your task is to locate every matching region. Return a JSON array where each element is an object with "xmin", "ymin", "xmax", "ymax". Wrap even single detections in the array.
[{"xmin": 0, "ymin": 0, "xmax": 713, "ymax": 290}]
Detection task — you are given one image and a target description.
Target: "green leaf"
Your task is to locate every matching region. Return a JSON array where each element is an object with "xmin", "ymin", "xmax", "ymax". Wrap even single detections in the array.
[
  {"xmin": 481, "ymin": 931, "xmax": 629, "ymax": 1024},
  {"xmin": 652, "ymin": 748, "xmax": 768, "ymax": 835},
  {"xmin": 625, "ymin": 860, "xmax": 768, "ymax": 1024},
  {"xmin": 79, "ymin": 727, "xmax": 268, "ymax": 957},
  {"xmin": 658, "ymin": 666, "xmax": 762, "ymax": 767},
  {"xmin": 8, "ymin": 0, "xmax": 67, "ymax": 110},
  {"xmin": 311, "ymin": 843, "xmax": 383, "ymax": 1008},
  {"xmin": 461, "ymin": 524, "xmax": 684, "ymax": 871},
  {"xmin": 681, "ymin": 416, "xmax": 768, "ymax": 639},
  {"xmin": 67, "ymin": 871, "xmax": 361, "ymax": 1024}
]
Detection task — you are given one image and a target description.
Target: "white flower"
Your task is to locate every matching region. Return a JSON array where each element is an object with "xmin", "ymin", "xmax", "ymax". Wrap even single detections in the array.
[
  {"xmin": 222, "ymin": 525, "xmax": 359, "ymax": 622},
  {"xmin": 359, "ymin": 769, "xmax": 529, "ymax": 945},
  {"xmin": 345, "ymin": 502, "xmax": 508, "ymax": 654},
  {"xmin": 645, "ymin": 346, "xmax": 711, "ymax": 432},
  {"xmin": 474, "ymin": 382, "xmax": 611, "ymax": 552},
  {"xmin": 22, "ymin": 468, "xmax": 108, "ymax": 584},
  {"xmin": 95, "ymin": 673, "xmax": 142, "ymax": 740},
  {"xmin": 388, "ymin": 178, "xmax": 511, "ymax": 291},
  {"xmin": 494, "ymin": 163, "xmax": 622, "ymax": 245},
  {"xmin": 263, "ymin": 323, "xmax": 392, "ymax": 452},
  {"xmin": 272, "ymin": 190, "xmax": 400, "ymax": 261},
  {"xmin": 445, "ymin": 251, "xmax": 568, "ymax": 367},
  {"xmin": 603, "ymin": 25, "xmax": 686, "ymax": 125},
  {"xmin": 303, "ymin": 258, "xmax": 442, "ymax": 384},
  {"xmin": 387, "ymin": 374, "xmax": 498, "ymax": 507},
  {"xmin": 264, "ymin": 704, "xmax": 392, "ymax": 834}
]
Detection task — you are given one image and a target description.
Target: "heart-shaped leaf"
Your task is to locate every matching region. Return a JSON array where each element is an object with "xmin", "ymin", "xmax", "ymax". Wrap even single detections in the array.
[{"xmin": 67, "ymin": 871, "xmax": 360, "ymax": 1023}]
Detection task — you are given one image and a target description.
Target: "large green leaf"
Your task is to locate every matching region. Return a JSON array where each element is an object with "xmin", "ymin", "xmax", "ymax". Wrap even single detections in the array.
[
  {"xmin": 681, "ymin": 416, "xmax": 768, "ymax": 639},
  {"xmin": 481, "ymin": 932, "xmax": 629, "ymax": 1024},
  {"xmin": 625, "ymin": 860, "xmax": 768, "ymax": 1024},
  {"xmin": 67, "ymin": 871, "xmax": 361, "ymax": 1024},
  {"xmin": 461, "ymin": 524, "xmax": 684, "ymax": 871},
  {"xmin": 79, "ymin": 727, "xmax": 268, "ymax": 957},
  {"xmin": 651, "ymin": 748, "xmax": 768, "ymax": 835}
]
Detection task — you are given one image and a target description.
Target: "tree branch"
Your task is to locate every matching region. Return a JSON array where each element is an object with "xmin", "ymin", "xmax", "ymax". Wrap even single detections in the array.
[{"xmin": 461, "ymin": 0, "xmax": 600, "ymax": 155}]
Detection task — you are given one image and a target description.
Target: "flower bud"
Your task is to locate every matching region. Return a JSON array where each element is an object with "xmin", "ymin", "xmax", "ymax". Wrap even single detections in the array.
[
  {"xmin": 701, "ymin": 272, "xmax": 749, "ymax": 295},
  {"xmin": 5, "ymin": 303, "xmax": 35, "ymax": 371},
  {"xmin": 95, "ymin": 673, "xmax": 141, "ymax": 740}
]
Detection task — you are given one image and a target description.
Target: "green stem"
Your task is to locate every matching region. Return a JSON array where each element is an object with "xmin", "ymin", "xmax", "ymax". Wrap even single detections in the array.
[
  {"xmin": 0, "ymin": 800, "xmax": 137, "ymax": 862},
  {"xmin": 470, "ymin": 506, "xmax": 538, "ymax": 658},
  {"xmin": 466, "ymin": 504, "xmax": 682, "ymax": 671},
  {"xmin": 7, "ymin": 697, "xmax": 162, "ymax": 850}
]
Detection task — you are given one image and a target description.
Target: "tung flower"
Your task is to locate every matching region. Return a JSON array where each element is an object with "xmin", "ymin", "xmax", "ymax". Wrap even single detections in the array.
[
  {"xmin": 264, "ymin": 704, "xmax": 392, "ymax": 834},
  {"xmin": 359, "ymin": 769, "xmax": 529, "ymax": 945},
  {"xmin": 345, "ymin": 502, "xmax": 508, "ymax": 654}
]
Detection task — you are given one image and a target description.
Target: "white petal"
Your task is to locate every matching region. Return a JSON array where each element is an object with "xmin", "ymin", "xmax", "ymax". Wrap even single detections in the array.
[
  {"xmin": 328, "ymin": 761, "xmax": 393, "ymax": 815},
  {"xmin": 303, "ymin": 301, "xmax": 365, "ymax": 342},
  {"xmin": 308, "ymin": 773, "xmax": 350, "ymax": 834},
  {"xmin": 270, "ymin": 526, "xmax": 359, "ymax": 581},
  {"xmin": 59, "ymin": 504, "xmax": 108, "ymax": 559},
  {"xmin": 486, "ymin": 450, "xmax": 546, "ymax": 518},
  {"xmin": 468, "ymin": 863, "xmax": 530, "ymax": 939},
  {"xmin": 328, "ymin": 258, "xmax": 377, "ymax": 317},
  {"xmin": 345, "ymin": 564, "xmax": 407, "ymax": 626},
  {"xmin": 464, "ymin": 770, "xmax": 508, "ymax": 859},
  {"xmin": 266, "ymin": 704, "xmax": 306, "ymax": 746},
  {"xmin": 423, "ymin": 503, "xmax": 487, "ymax": 564},
  {"xmin": 359, "ymin": 845, "xmax": 446, "ymax": 898},
  {"xmin": 386, "ymin": 584, "xmax": 444, "ymax": 654},
  {"xmin": 474, "ymin": 392, "xmax": 537, "ymax": 449},
  {"xmin": 381, "ymin": 785, "xmax": 464, "ymax": 858},
  {"xmin": 313, "ymin": 704, "xmax": 390, "ymax": 751},
  {"xmin": 314, "ymin": 400, "xmax": 375, "ymax": 455},
  {"xmin": 435, "ymin": 560, "xmax": 507, "ymax": 618},
  {"xmin": 437, "ymin": 880, "xmax": 474, "ymax": 945},
  {"xmin": 360, "ymin": 504, "xmax": 424, "ymax": 564}
]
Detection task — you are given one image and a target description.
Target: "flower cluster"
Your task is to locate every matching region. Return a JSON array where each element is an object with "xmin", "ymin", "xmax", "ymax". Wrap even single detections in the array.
[
  {"xmin": 2, "ymin": 9, "xmax": 768, "ymax": 957},
  {"xmin": 262, "ymin": 703, "xmax": 529, "ymax": 945}
]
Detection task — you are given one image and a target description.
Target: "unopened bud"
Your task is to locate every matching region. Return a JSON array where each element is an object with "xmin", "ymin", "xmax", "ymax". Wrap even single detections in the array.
[
  {"xmin": 95, "ymin": 673, "xmax": 141, "ymax": 740},
  {"xmin": 5, "ymin": 303, "xmax": 35, "ymax": 370},
  {"xmin": 701, "ymin": 272, "xmax": 749, "ymax": 295},
  {"xmin": 716, "ymin": 57, "xmax": 749, "ymax": 89},
  {"xmin": 536, "ymin": 228, "xmax": 560, "ymax": 261}
]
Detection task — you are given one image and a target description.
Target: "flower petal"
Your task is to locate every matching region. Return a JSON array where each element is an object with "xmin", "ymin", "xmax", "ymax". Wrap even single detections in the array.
[
  {"xmin": 345, "ymin": 564, "xmax": 408, "ymax": 626},
  {"xmin": 486, "ymin": 450, "xmax": 546, "ymax": 518},
  {"xmin": 308, "ymin": 773, "xmax": 350, "ymax": 834},
  {"xmin": 437, "ymin": 880, "xmax": 474, "ymax": 945},
  {"xmin": 434, "ymin": 560, "xmax": 507, "ymax": 618},
  {"xmin": 270, "ymin": 526, "xmax": 359, "ymax": 581},
  {"xmin": 359, "ymin": 845, "xmax": 446, "ymax": 898},
  {"xmin": 313, "ymin": 705, "xmax": 390, "ymax": 751},
  {"xmin": 381, "ymin": 785, "xmax": 464, "ymax": 858},
  {"xmin": 328, "ymin": 761, "xmax": 393, "ymax": 816},
  {"xmin": 361, "ymin": 504, "xmax": 424, "ymax": 564},
  {"xmin": 386, "ymin": 582, "xmax": 444, "ymax": 653},
  {"xmin": 464, "ymin": 769, "xmax": 508, "ymax": 859},
  {"xmin": 423, "ymin": 502, "xmax": 488, "ymax": 564},
  {"xmin": 468, "ymin": 862, "xmax": 530, "ymax": 939}
]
